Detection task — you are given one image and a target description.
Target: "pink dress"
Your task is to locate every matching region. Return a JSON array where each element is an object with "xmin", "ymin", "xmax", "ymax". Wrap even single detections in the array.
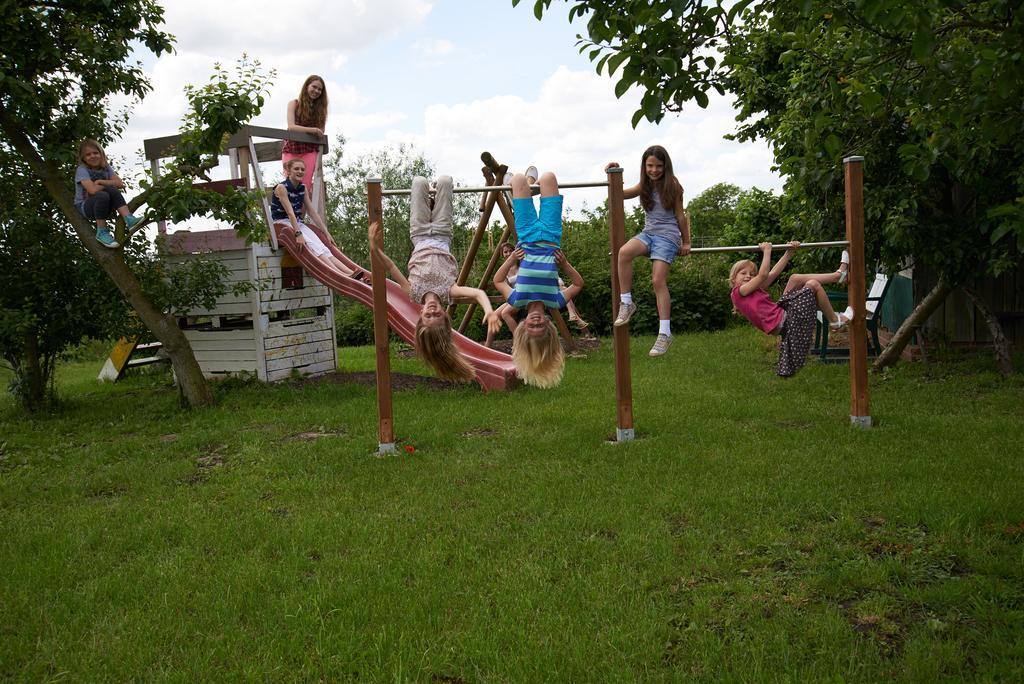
[{"xmin": 731, "ymin": 286, "xmax": 784, "ymax": 334}]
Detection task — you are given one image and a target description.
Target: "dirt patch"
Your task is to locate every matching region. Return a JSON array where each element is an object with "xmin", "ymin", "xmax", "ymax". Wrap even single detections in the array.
[
  {"xmin": 289, "ymin": 370, "xmax": 461, "ymax": 392},
  {"xmin": 288, "ymin": 430, "xmax": 346, "ymax": 441},
  {"xmin": 485, "ymin": 335, "xmax": 601, "ymax": 356},
  {"xmin": 185, "ymin": 446, "xmax": 227, "ymax": 485},
  {"xmin": 461, "ymin": 428, "xmax": 497, "ymax": 437}
]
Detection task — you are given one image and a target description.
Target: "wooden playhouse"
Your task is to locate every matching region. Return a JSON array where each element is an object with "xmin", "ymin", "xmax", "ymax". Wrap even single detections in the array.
[{"xmin": 145, "ymin": 126, "xmax": 337, "ymax": 382}]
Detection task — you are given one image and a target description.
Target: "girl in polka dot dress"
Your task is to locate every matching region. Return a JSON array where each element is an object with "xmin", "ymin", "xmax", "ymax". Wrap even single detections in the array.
[{"xmin": 730, "ymin": 241, "xmax": 852, "ymax": 377}]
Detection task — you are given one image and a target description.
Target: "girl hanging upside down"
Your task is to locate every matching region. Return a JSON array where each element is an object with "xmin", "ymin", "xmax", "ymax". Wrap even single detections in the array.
[
  {"xmin": 492, "ymin": 170, "xmax": 584, "ymax": 388},
  {"xmin": 369, "ymin": 175, "xmax": 500, "ymax": 382},
  {"xmin": 730, "ymin": 241, "xmax": 852, "ymax": 377}
]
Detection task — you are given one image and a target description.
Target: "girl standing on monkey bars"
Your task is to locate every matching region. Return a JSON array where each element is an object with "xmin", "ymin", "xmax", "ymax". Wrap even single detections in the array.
[
  {"xmin": 369, "ymin": 175, "xmax": 500, "ymax": 382},
  {"xmin": 607, "ymin": 145, "xmax": 691, "ymax": 357}
]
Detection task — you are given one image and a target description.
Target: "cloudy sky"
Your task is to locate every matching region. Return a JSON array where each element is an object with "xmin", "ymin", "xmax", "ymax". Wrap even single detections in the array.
[{"xmin": 113, "ymin": 0, "xmax": 782, "ymax": 216}]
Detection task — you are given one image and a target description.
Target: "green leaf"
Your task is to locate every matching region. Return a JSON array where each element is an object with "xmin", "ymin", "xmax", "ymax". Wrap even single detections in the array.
[
  {"xmin": 989, "ymin": 224, "xmax": 1011, "ymax": 243},
  {"xmin": 911, "ymin": 30, "xmax": 934, "ymax": 60},
  {"xmin": 614, "ymin": 78, "xmax": 631, "ymax": 99},
  {"xmin": 727, "ymin": 0, "xmax": 756, "ymax": 22},
  {"xmin": 694, "ymin": 90, "xmax": 709, "ymax": 108},
  {"xmin": 607, "ymin": 51, "xmax": 629, "ymax": 76}
]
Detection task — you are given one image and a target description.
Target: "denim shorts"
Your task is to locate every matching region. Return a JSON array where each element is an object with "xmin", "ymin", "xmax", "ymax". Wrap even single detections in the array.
[
  {"xmin": 513, "ymin": 195, "xmax": 563, "ymax": 246},
  {"xmin": 633, "ymin": 231, "xmax": 680, "ymax": 264}
]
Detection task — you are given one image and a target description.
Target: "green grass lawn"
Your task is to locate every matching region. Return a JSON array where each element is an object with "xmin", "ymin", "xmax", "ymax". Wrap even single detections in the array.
[{"xmin": 1, "ymin": 329, "xmax": 1022, "ymax": 680}]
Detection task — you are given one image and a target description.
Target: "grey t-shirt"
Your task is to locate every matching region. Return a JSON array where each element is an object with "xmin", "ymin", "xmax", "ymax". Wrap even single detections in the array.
[
  {"xmin": 643, "ymin": 188, "xmax": 682, "ymax": 243},
  {"xmin": 74, "ymin": 164, "xmax": 114, "ymax": 208}
]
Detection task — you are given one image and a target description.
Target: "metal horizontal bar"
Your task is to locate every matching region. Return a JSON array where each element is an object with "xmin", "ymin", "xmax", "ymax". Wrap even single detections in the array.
[
  {"xmin": 689, "ymin": 240, "xmax": 849, "ymax": 254},
  {"xmin": 377, "ymin": 180, "xmax": 610, "ymax": 196}
]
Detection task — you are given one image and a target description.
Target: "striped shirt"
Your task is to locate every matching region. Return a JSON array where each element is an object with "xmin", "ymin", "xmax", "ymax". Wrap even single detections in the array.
[
  {"xmin": 270, "ymin": 178, "xmax": 305, "ymax": 221},
  {"xmin": 507, "ymin": 243, "xmax": 566, "ymax": 311}
]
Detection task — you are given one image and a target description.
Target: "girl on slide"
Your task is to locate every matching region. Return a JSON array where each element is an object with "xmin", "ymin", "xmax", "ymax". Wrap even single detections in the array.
[
  {"xmin": 283, "ymin": 75, "xmax": 328, "ymax": 191},
  {"xmin": 272, "ymin": 158, "xmax": 359, "ymax": 278},
  {"xmin": 607, "ymin": 145, "xmax": 691, "ymax": 357},
  {"xmin": 730, "ymin": 241, "xmax": 852, "ymax": 377},
  {"xmin": 492, "ymin": 170, "xmax": 584, "ymax": 388},
  {"xmin": 369, "ymin": 175, "xmax": 500, "ymax": 382}
]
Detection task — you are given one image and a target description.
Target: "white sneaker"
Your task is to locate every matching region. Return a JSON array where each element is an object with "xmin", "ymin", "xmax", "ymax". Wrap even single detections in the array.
[
  {"xmin": 649, "ymin": 333, "xmax": 673, "ymax": 356},
  {"xmin": 525, "ymin": 165, "xmax": 540, "ymax": 195},
  {"xmin": 613, "ymin": 301, "xmax": 636, "ymax": 327}
]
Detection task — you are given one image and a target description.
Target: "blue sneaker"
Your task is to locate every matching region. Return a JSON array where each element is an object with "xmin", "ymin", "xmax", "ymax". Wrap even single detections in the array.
[
  {"xmin": 124, "ymin": 214, "xmax": 140, "ymax": 229},
  {"xmin": 96, "ymin": 227, "xmax": 120, "ymax": 249}
]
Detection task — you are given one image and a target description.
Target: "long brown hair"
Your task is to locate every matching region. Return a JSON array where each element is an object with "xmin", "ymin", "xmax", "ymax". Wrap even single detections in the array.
[
  {"xmin": 639, "ymin": 145, "xmax": 682, "ymax": 212},
  {"xmin": 511, "ymin": 320, "xmax": 564, "ymax": 388},
  {"xmin": 295, "ymin": 75, "xmax": 328, "ymax": 130},
  {"xmin": 415, "ymin": 314, "xmax": 476, "ymax": 382}
]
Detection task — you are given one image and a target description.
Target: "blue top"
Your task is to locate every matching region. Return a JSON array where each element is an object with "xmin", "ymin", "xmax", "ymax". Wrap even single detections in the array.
[
  {"xmin": 643, "ymin": 188, "xmax": 681, "ymax": 243},
  {"xmin": 507, "ymin": 243, "xmax": 567, "ymax": 311},
  {"xmin": 74, "ymin": 164, "xmax": 114, "ymax": 209},
  {"xmin": 270, "ymin": 178, "xmax": 305, "ymax": 221}
]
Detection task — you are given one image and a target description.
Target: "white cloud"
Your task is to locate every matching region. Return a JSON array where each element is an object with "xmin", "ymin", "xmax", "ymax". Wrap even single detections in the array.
[
  {"xmin": 357, "ymin": 66, "xmax": 781, "ymax": 213},
  {"xmin": 161, "ymin": 0, "xmax": 433, "ymax": 59}
]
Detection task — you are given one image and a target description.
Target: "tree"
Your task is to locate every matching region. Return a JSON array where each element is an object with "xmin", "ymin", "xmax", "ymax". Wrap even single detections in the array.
[
  {"xmin": 0, "ymin": 168, "xmax": 242, "ymax": 409},
  {"xmin": 520, "ymin": 0, "xmax": 1024, "ymax": 373},
  {"xmin": 0, "ymin": 177, "xmax": 120, "ymax": 409},
  {"xmin": 0, "ymin": 2, "xmax": 272, "ymax": 407},
  {"xmin": 686, "ymin": 182, "xmax": 743, "ymax": 241}
]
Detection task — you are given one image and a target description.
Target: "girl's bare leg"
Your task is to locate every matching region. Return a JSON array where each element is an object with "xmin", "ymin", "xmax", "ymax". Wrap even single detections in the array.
[
  {"xmin": 651, "ymin": 260, "xmax": 672, "ymax": 320},
  {"xmin": 783, "ymin": 270, "xmax": 842, "ymax": 294},
  {"xmin": 322, "ymin": 254, "xmax": 354, "ymax": 277},
  {"xmin": 616, "ymin": 238, "xmax": 649, "ymax": 296},
  {"xmin": 510, "ymin": 174, "xmax": 532, "ymax": 199},
  {"xmin": 786, "ymin": 277, "xmax": 843, "ymax": 323},
  {"xmin": 538, "ymin": 171, "xmax": 559, "ymax": 197}
]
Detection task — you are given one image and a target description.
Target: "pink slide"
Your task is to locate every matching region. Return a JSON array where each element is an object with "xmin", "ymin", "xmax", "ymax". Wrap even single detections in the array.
[{"xmin": 274, "ymin": 223, "xmax": 519, "ymax": 391}]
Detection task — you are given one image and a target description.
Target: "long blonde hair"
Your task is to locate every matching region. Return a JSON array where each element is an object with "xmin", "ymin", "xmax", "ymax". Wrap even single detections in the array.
[
  {"xmin": 511, "ymin": 320, "xmax": 564, "ymax": 388},
  {"xmin": 414, "ymin": 315, "xmax": 475, "ymax": 383},
  {"xmin": 78, "ymin": 139, "xmax": 107, "ymax": 168}
]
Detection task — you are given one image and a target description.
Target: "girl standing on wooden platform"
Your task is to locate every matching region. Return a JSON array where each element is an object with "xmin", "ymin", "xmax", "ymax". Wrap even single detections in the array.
[
  {"xmin": 730, "ymin": 241, "xmax": 851, "ymax": 377},
  {"xmin": 493, "ymin": 171, "xmax": 584, "ymax": 388},
  {"xmin": 369, "ymin": 175, "xmax": 500, "ymax": 382},
  {"xmin": 607, "ymin": 145, "xmax": 690, "ymax": 357},
  {"xmin": 74, "ymin": 139, "xmax": 140, "ymax": 249},
  {"xmin": 283, "ymin": 75, "xmax": 327, "ymax": 191}
]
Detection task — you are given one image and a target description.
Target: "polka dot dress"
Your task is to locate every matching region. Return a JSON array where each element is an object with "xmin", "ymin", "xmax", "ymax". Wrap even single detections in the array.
[{"xmin": 776, "ymin": 287, "xmax": 818, "ymax": 377}]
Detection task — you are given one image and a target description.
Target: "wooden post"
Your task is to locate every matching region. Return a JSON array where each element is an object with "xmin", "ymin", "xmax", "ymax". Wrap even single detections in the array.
[
  {"xmin": 151, "ymin": 159, "xmax": 167, "ymax": 238},
  {"xmin": 237, "ymin": 144, "xmax": 251, "ymax": 188},
  {"xmin": 608, "ymin": 167, "xmax": 634, "ymax": 441},
  {"xmin": 367, "ymin": 178, "xmax": 396, "ymax": 453},
  {"xmin": 449, "ymin": 169, "xmax": 501, "ymax": 319},
  {"xmin": 844, "ymin": 156, "xmax": 871, "ymax": 427},
  {"xmin": 246, "ymin": 137, "xmax": 278, "ymax": 251}
]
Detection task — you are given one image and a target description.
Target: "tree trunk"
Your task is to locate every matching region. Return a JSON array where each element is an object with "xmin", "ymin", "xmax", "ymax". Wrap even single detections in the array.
[
  {"xmin": 873, "ymin": 275, "xmax": 953, "ymax": 371},
  {"xmin": 961, "ymin": 284, "xmax": 1014, "ymax": 377},
  {"xmin": 0, "ymin": 105, "xmax": 214, "ymax": 408},
  {"xmin": 22, "ymin": 326, "xmax": 45, "ymax": 410}
]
